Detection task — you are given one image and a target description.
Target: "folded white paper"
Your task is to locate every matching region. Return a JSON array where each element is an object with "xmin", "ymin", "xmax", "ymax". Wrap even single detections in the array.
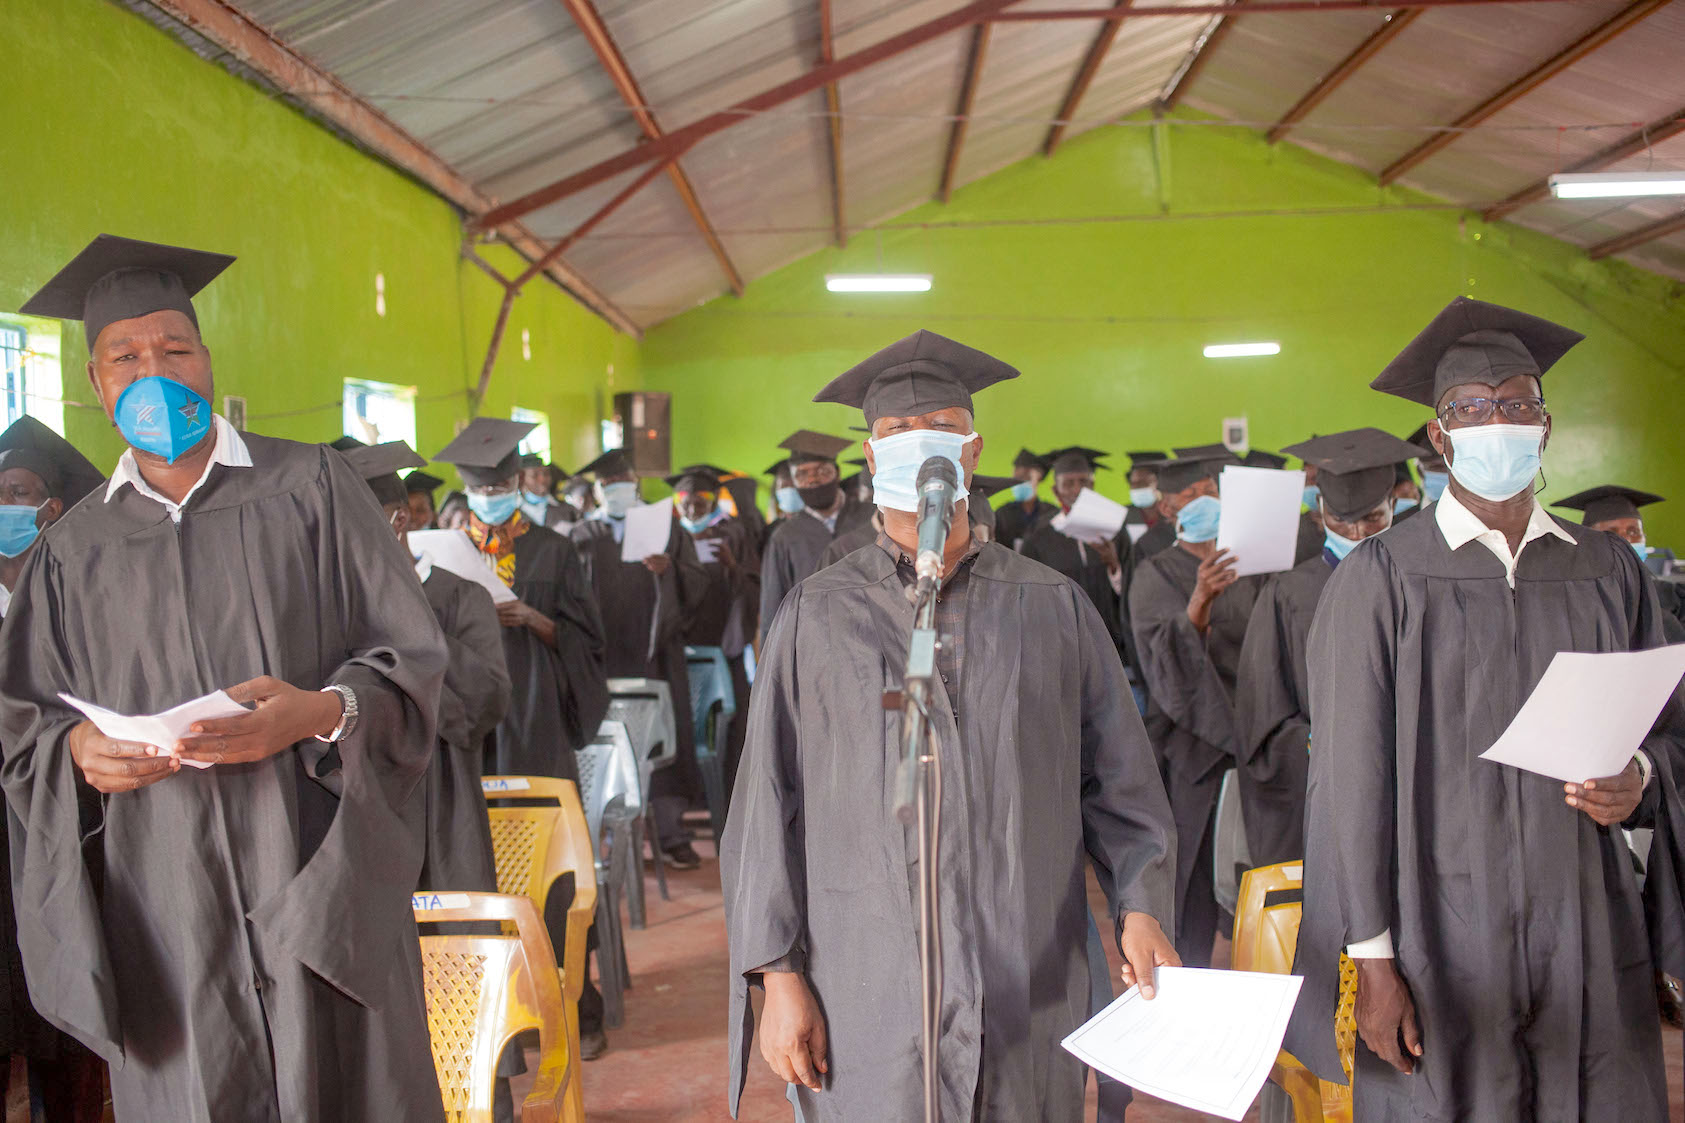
[
  {"xmin": 1062, "ymin": 966, "xmax": 1303, "ymax": 1121},
  {"xmin": 1051, "ymin": 488, "xmax": 1127, "ymax": 545},
  {"xmin": 407, "ymin": 529, "xmax": 517, "ymax": 604},
  {"xmin": 59, "ymin": 690, "xmax": 250, "ymax": 770},
  {"xmin": 1479, "ymin": 645, "xmax": 1685, "ymax": 784},
  {"xmin": 622, "ymin": 498, "xmax": 676, "ymax": 563},
  {"xmin": 1216, "ymin": 465, "xmax": 1305, "ymax": 577},
  {"xmin": 693, "ymin": 536, "xmax": 721, "ymax": 565}
]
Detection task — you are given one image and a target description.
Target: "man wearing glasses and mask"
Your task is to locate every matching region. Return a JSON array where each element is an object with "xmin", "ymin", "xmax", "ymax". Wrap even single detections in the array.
[
  {"xmin": 1287, "ymin": 297, "xmax": 1685, "ymax": 1122},
  {"xmin": 757, "ymin": 430, "xmax": 871, "ymax": 635}
]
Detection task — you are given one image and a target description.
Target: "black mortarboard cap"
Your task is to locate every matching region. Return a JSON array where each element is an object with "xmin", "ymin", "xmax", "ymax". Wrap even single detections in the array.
[
  {"xmin": 330, "ymin": 435, "xmax": 367, "ymax": 452},
  {"xmin": 778, "ymin": 430, "xmax": 855, "ymax": 465},
  {"xmin": 812, "ymin": 330, "xmax": 1018, "ymax": 424},
  {"xmin": 1372, "ymin": 297, "xmax": 1584, "ymax": 408},
  {"xmin": 1403, "ymin": 422, "xmax": 1447, "ymax": 468},
  {"xmin": 519, "ymin": 452, "xmax": 548, "ymax": 471},
  {"xmin": 1046, "ymin": 446, "xmax": 1109, "ymax": 476},
  {"xmin": 763, "ymin": 458, "xmax": 791, "ymax": 478},
  {"xmin": 404, "ymin": 470, "xmax": 444, "ymax": 497},
  {"xmin": 969, "ymin": 473, "xmax": 1018, "ymax": 499},
  {"xmin": 1552, "ymin": 485, "xmax": 1664, "ymax": 527},
  {"xmin": 577, "ymin": 448, "xmax": 636, "ymax": 479},
  {"xmin": 1282, "ymin": 428, "xmax": 1428, "ymax": 521},
  {"xmin": 0, "ymin": 416, "xmax": 105, "ymax": 507},
  {"xmin": 1154, "ymin": 447, "xmax": 1237, "ymax": 494},
  {"xmin": 1127, "ymin": 450, "xmax": 1169, "ymax": 469},
  {"xmin": 1013, "ymin": 448, "xmax": 1051, "ymax": 472},
  {"xmin": 19, "ymin": 234, "xmax": 236, "ymax": 349},
  {"xmin": 664, "ymin": 463, "xmax": 731, "ymax": 491},
  {"xmin": 1242, "ymin": 450, "xmax": 1288, "ymax": 469},
  {"xmin": 432, "ymin": 418, "xmax": 537, "ymax": 487},
  {"xmin": 342, "ymin": 441, "xmax": 428, "ymax": 508}
]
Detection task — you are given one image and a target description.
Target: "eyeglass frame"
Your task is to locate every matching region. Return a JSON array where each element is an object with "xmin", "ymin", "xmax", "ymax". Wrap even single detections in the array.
[{"xmin": 1435, "ymin": 395, "xmax": 1548, "ymax": 427}]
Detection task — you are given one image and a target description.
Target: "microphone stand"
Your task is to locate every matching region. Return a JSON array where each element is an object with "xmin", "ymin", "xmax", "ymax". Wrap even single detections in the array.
[{"xmin": 892, "ymin": 460, "xmax": 957, "ymax": 1123}]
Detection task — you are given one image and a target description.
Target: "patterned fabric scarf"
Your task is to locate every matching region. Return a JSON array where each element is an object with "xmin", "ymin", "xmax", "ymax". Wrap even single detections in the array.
[{"xmin": 466, "ymin": 510, "xmax": 530, "ymax": 587}]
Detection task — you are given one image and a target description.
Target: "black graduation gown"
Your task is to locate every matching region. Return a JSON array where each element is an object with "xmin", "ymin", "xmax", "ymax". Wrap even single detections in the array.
[
  {"xmin": 570, "ymin": 513, "xmax": 710, "ymax": 799},
  {"xmin": 722, "ymin": 542, "xmax": 1175, "ymax": 1122},
  {"xmin": 486, "ymin": 522, "xmax": 609, "ymax": 780},
  {"xmin": 817, "ymin": 520, "xmax": 876, "ymax": 569},
  {"xmin": 1020, "ymin": 523, "xmax": 1133, "ymax": 660},
  {"xmin": 757, "ymin": 499, "xmax": 872, "ymax": 634},
  {"xmin": 1231, "ymin": 553, "xmax": 1330, "ymax": 865},
  {"xmin": 1294, "ymin": 509, "xmax": 1325, "ymax": 565},
  {"xmin": 1127, "ymin": 545, "xmax": 1262, "ymax": 962},
  {"xmin": 992, "ymin": 496, "xmax": 1054, "ymax": 552},
  {"xmin": 0, "ymin": 436, "xmax": 447, "ymax": 1122},
  {"xmin": 1286, "ymin": 511, "xmax": 1685, "ymax": 1122},
  {"xmin": 683, "ymin": 517, "xmax": 760, "ymax": 658},
  {"xmin": 417, "ymin": 566, "xmax": 509, "ymax": 894}
]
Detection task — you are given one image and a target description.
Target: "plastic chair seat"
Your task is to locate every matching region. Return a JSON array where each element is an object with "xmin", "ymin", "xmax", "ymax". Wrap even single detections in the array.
[{"xmin": 685, "ymin": 645, "xmax": 737, "ymax": 841}]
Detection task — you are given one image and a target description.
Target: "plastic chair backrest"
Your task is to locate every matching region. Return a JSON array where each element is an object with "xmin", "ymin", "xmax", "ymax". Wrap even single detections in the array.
[
  {"xmin": 413, "ymin": 892, "xmax": 570, "ymax": 1123},
  {"xmin": 684, "ymin": 646, "xmax": 735, "ymax": 761},
  {"xmin": 606, "ymin": 677, "xmax": 678, "ymax": 777},
  {"xmin": 1230, "ymin": 861, "xmax": 1303, "ymax": 976},
  {"xmin": 574, "ymin": 720, "xmax": 641, "ymax": 844}
]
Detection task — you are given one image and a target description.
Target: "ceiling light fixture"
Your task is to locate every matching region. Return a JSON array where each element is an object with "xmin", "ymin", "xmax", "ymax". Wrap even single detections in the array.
[
  {"xmin": 1548, "ymin": 171, "xmax": 1685, "ymax": 199},
  {"xmin": 1203, "ymin": 342, "xmax": 1281, "ymax": 358},
  {"xmin": 825, "ymin": 273, "xmax": 933, "ymax": 293}
]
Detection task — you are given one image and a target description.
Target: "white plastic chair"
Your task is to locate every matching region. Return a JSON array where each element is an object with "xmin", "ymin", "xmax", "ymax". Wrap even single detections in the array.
[
  {"xmin": 571, "ymin": 719, "xmax": 642, "ymax": 1024},
  {"xmin": 606, "ymin": 677, "xmax": 679, "ymax": 912}
]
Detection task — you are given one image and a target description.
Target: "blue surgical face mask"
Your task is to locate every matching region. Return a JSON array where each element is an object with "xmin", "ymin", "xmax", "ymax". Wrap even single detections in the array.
[
  {"xmin": 0, "ymin": 503, "xmax": 45, "ymax": 559},
  {"xmin": 774, "ymin": 486, "xmax": 804, "ymax": 515},
  {"xmin": 1324, "ymin": 526, "xmax": 1363, "ymax": 561},
  {"xmin": 596, "ymin": 480, "xmax": 639, "ymax": 518},
  {"xmin": 1302, "ymin": 484, "xmax": 1321, "ymax": 510},
  {"xmin": 1440, "ymin": 421, "xmax": 1544, "ymax": 502},
  {"xmin": 113, "ymin": 376, "xmax": 212, "ymax": 464},
  {"xmin": 1130, "ymin": 486, "xmax": 1158, "ymax": 508},
  {"xmin": 467, "ymin": 489, "xmax": 521, "ymax": 526},
  {"xmin": 520, "ymin": 490, "xmax": 549, "ymax": 507},
  {"xmin": 1393, "ymin": 496, "xmax": 1418, "ymax": 516},
  {"xmin": 1176, "ymin": 494, "xmax": 1221, "ymax": 543},
  {"xmin": 867, "ymin": 429, "xmax": 977, "ymax": 514},
  {"xmin": 1009, "ymin": 481, "xmax": 1036, "ymax": 504},
  {"xmin": 1632, "ymin": 541, "xmax": 1653, "ymax": 561},
  {"xmin": 679, "ymin": 514, "xmax": 713, "ymax": 535},
  {"xmin": 1421, "ymin": 469, "xmax": 1450, "ymax": 502}
]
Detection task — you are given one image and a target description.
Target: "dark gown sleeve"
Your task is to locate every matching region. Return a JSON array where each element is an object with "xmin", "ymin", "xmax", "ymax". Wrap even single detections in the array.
[
  {"xmin": 757, "ymin": 529, "xmax": 792, "ymax": 645},
  {"xmin": 1069, "ymin": 582, "xmax": 1177, "ymax": 937},
  {"xmin": 1128, "ymin": 556, "xmax": 1238, "ymax": 755},
  {"xmin": 443, "ymin": 579, "xmax": 512, "ymax": 751},
  {"xmin": 721, "ymin": 584, "xmax": 808, "ymax": 1117},
  {"xmin": 1288, "ymin": 542, "xmax": 1400, "ymax": 1080},
  {"xmin": 668, "ymin": 519, "xmax": 711, "ymax": 635},
  {"xmin": 1233, "ymin": 578, "xmax": 1310, "ymax": 781}
]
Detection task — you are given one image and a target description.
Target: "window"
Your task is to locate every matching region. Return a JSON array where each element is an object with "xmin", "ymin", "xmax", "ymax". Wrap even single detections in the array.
[
  {"xmin": 0, "ymin": 316, "xmax": 65, "ymax": 436},
  {"xmin": 0, "ymin": 326, "xmax": 25, "ymax": 429},
  {"xmin": 512, "ymin": 406, "xmax": 551, "ymax": 465},
  {"xmin": 342, "ymin": 378, "xmax": 416, "ymax": 448}
]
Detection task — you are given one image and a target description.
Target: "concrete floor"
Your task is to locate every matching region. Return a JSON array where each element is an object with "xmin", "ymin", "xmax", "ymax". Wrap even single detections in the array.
[{"xmin": 533, "ymin": 843, "xmax": 1685, "ymax": 1122}]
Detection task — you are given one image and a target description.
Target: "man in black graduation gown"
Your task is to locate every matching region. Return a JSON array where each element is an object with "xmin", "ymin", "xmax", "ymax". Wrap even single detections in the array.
[
  {"xmin": 757, "ymin": 431, "xmax": 871, "ymax": 635},
  {"xmin": 343, "ymin": 441, "xmax": 510, "ymax": 896},
  {"xmin": 1553, "ymin": 485, "xmax": 1685, "ymax": 642},
  {"xmin": 519, "ymin": 453, "xmax": 576, "ymax": 529},
  {"xmin": 1128, "ymin": 446, "xmax": 1263, "ymax": 968},
  {"xmin": 1231, "ymin": 429, "xmax": 1424, "ymax": 867},
  {"xmin": 404, "ymin": 467, "xmax": 443, "ymax": 530},
  {"xmin": 992, "ymin": 447, "xmax": 1053, "ymax": 551},
  {"xmin": 1020, "ymin": 447, "xmax": 1130, "ymax": 647},
  {"xmin": 724, "ymin": 329, "xmax": 1177, "ymax": 1122},
  {"xmin": 670, "ymin": 463, "xmax": 760, "ymax": 809},
  {"xmin": 571, "ymin": 448, "xmax": 710, "ymax": 868},
  {"xmin": 1287, "ymin": 297, "xmax": 1685, "ymax": 1121},
  {"xmin": 3, "ymin": 235, "xmax": 447, "ymax": 1121},
  {"xmin": 0, "ymin": 417, "xmax": 108, "ymax": 1121},
  {"xmin": 1123, "ymin": 449, "xmax": 1167, "ymax": 542}
]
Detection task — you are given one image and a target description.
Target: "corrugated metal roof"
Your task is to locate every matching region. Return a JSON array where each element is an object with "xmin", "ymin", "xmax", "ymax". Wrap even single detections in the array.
[{"xmin": 152, "ymin": 0, "xmax": 1685, "ymax": 330}]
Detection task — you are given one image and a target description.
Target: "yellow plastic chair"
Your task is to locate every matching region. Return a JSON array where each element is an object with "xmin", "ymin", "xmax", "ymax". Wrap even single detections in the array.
[
  {"xmin": 482, "ymin": 775, "xmax": 597, "ymax": 1123},
  {"xmin": 1230, "ymin": 861, "xmax": 1356, "ymax": 1123},
  {"xmin": 413, "ymin": 891, "xmax": 572, "ymax": 1123}
]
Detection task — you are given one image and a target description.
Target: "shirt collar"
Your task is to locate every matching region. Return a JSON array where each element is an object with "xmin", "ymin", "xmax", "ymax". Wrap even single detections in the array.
[
  {"xmin": 104, "ymin": 414, "xmax": 252, "ymax": 515},
  {"xmin": 1433, "ymin": 485, "xmax": 1575, "ymax": 552}
]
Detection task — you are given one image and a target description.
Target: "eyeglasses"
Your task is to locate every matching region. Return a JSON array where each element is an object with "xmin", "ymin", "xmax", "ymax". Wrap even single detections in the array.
[
  {"xmin": 791, "ymin": 463, "xmax": 838, "ymax": 486},
  {"xmin": 1438, "ymin": 396, "xmax": 1547, "ymax": 426}
]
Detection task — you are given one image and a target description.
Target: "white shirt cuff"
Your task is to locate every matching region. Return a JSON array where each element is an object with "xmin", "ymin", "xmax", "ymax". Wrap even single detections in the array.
[
  {"xmin": 1346, "ymin": 929, "xmax": 1394, "ymax": 958},
  {"xmin": 1636, "ymin": 750, "xmax": 1654, "ymax": 790}
]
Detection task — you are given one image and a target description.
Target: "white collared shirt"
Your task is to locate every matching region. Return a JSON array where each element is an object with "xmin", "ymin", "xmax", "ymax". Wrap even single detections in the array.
[
  {"xmin": 803, "ymin": 505, "xmax": 840, "ymax": 534},
  {"xmin": 1432, "ymin": 485, "xmax": 1575, "ymax": 588},
  {"xmin": 104, "ymin": 415, "xmax": 252, "ymax": 524}
]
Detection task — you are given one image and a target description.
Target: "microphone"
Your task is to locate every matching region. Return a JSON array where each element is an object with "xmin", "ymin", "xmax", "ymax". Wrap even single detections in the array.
[{"xmin": 913, "ymin": 456, "xmax": 959, "ymax": 588}]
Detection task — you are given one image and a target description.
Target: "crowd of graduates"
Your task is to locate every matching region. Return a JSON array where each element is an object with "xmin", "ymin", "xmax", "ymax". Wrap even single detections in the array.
[{"xmin": 0, "ymin": 233, "xmax": 1680, "ymax": 1122}]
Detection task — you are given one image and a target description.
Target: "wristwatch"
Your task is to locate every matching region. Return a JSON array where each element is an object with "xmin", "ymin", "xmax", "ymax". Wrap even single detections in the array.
[{"xmin": 315, "ymin": 684, "xmax": 359, "ymax": 743}]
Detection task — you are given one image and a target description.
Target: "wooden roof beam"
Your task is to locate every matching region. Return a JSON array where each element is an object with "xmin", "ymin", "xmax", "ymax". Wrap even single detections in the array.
[
  {"xmin": 819, "ymin": 0, "xmax": 848, "ymax": 247},
  {"xmin": 1483, "ymin": 106, "xmax": 1685, "ymax": 222},
  {"xmin": 1267, "ymin": 8, "xmax": 1420, "ymax": 143},
  {"xmin": 1043, "ymin": 8, "xmax": 1129, "ymax": 157},
  {"xmin": 940, "ymin": 24, "xmax": 993, "ymax": 203},
  {"xmin": 559, "ymin": 0, "xmax": 744, "ymax": 295},
  {"xmin": 1586, "ymin": 211, "xmax": 1685, "ymax": 260},
  {"xmin": 1158, "ymin": 2, "xmax": 1241, "ymax": 111},
  {"xmin": 1379, "ymin": 0, "xmax": 1668, "ymax": 186}
]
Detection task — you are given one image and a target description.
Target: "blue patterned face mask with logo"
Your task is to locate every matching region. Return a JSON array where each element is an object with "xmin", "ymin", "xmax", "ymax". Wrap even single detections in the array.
[{"xmin": 113, "ymin": 376, "xmax": 212, "ymax": 464}]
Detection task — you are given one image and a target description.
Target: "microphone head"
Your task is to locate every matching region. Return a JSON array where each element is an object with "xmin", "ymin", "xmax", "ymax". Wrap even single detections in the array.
[{"xmin": 915, "ymin": 455, "xmax": 959, "ymax": 490}]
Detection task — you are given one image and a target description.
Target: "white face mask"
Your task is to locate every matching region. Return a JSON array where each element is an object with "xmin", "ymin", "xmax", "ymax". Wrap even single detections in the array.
[
  {"xmin": 595, "ymin": 479, "xmax": 640, "ymax": 518},
  {"xmin": 867, "ymin": 429, "xmax": 977, "ymax": 513},
  {"xmin": 1439, "ymin": 421, "xmax": 1545, "ymax": 502}
]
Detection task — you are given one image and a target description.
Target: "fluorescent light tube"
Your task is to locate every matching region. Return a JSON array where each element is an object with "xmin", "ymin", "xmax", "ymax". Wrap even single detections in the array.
[
  {"xmin": 1548, "ymin": 172, "xmax": 1685, "ymax": 199},
  {"xmin": 1203, "ymin": 342, "xmax": 1280, "ymax": 358},
  {"xmin": 825, "ymin": 274, "xmax": 933, "ymax": 293}
]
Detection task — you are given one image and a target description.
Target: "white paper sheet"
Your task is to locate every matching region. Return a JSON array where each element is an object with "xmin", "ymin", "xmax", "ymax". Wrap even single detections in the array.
[
  {"xmin": 59, "ymin": 690, "xmax": 250, "ymax": 770},
  {"xmin": 1479, "ymin": 645, "xmax": 1685, "ymax": 784},
  {"xmin": 693, "ymin": 536, "xmax": 721, "ymax": 564},
  {"xmin": 1126, "ymin": 522, "xmax": 1149, "ymax": 544},
  {"xmin": 1050, "ymin": 488, "xmax": 1127, "ymax": 545},
  {"xmin": 621, "ymin": 498, "xmax": 675, "ymax": 563},
  {"xmin": 407, "ymin": 529, "xmax": 517, "ymax": 604},
  {"xmin": 1216, "ymin": 465, "xmax": 1305, "ymax": 577},
  {"xmin": 1061, "ymin": 966, "xmax": 1303, "ymax": 1121}
]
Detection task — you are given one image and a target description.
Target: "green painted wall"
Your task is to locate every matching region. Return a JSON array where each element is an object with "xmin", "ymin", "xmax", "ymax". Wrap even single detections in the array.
[
  {"xmin": 642, "ymin": 115, "xmax": 1685, "ymax": 542},
  {"xmin": 0, "ymin": 0, "xmax": 634, "ymax": 481}
]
